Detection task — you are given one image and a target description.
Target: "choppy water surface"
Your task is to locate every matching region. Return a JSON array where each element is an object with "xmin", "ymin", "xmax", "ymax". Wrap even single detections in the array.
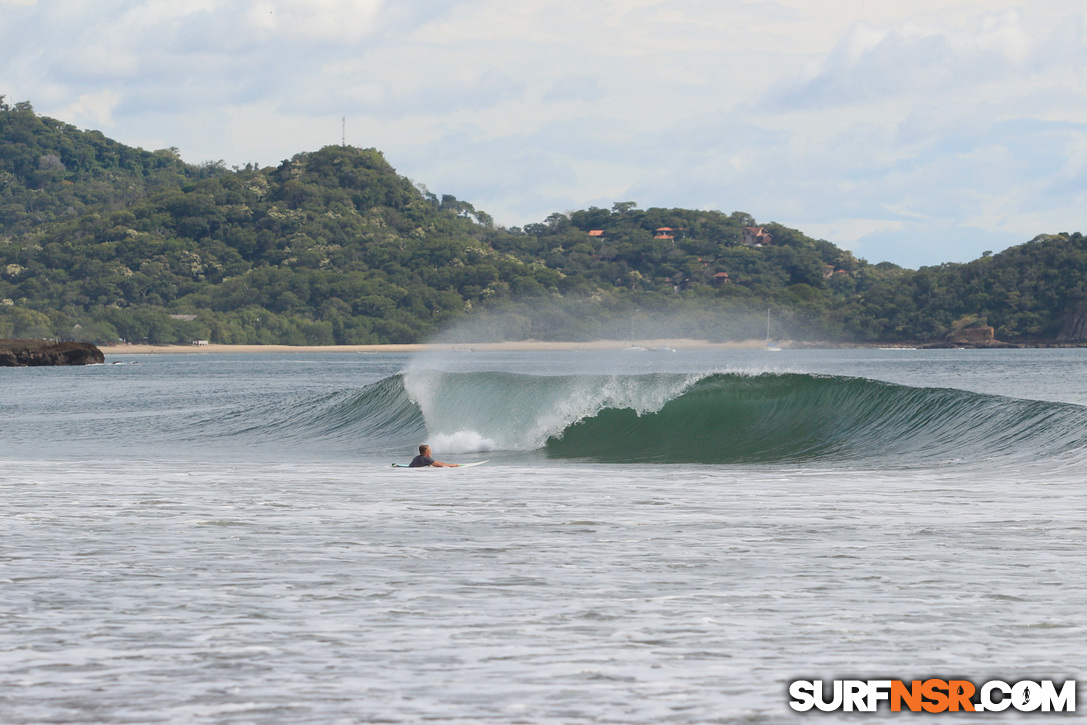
[{"xmin": 2, "ymin": 349, "xmax": 1086, "ymax": 723}]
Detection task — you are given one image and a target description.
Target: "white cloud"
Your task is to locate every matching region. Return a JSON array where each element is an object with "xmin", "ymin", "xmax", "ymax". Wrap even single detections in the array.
[
  {"xmin": 244, "ymin": 0, "xmax": 382, "ymax": 41},
  {"xmin": 542, "ymin": 75, "xmax": 604, "ymax": 104},
  {"xmin": 59, "ymin": 91, "xmax": 123, "ymax": 128},
  {"xmin": 763, "ymin": 10, "xmax": 1065, "ymax": 111},
  {"xmin": 795, "ymin": 218, "xmax": 906, "ymax": 247}
]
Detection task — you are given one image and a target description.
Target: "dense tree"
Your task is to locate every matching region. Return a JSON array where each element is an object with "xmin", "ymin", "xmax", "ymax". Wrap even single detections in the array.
[{"xmin": 1, "ymin": 100, "xmax": 1083, "ymax": 345}]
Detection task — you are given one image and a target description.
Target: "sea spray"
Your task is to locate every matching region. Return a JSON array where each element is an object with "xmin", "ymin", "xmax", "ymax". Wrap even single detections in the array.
[{"xmin": 403, "ymin": 369, "xmax": 702, "ymax": 452}]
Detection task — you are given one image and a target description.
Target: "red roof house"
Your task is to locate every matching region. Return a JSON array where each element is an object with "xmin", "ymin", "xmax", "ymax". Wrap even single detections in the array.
[{"xmin": 743, "ymin": 226, "xmax": 773, "ymax": 247}]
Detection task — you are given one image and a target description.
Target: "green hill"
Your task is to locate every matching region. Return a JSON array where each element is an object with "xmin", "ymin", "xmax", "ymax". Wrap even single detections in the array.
[{"xmin": 2, "ymin": 98, "xmax": 1084, "ymax": 345}]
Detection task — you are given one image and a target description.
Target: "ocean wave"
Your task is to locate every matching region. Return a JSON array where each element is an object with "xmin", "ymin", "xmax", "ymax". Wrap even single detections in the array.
[
  {"xmin": 208, "ymin": 370, "xmax": 1087, "ymax": 465},
  {"xmin": 405, "ymin": 370, "xmax": 1087, "ymax": 464},
  {"xmin": 544, "ymin": 372, "xmax": 1087, "ymax": 464},
  {"xmin": 201, "ymin": 373, "xmax": 426, "ymax": 450}
]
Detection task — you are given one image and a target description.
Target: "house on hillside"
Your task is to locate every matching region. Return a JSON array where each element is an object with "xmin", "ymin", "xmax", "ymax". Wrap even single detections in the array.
[
  {"xmin": 588, "ymin": 230, "xmax": 605, "ymax": 237},
  {"xmin": 654, "ymin": 227, "xmax": 675, "ymax": 240},
  {"xmin": 712, "ymin": 272, "xmax": 731, "ymax": 286},
  {"xmin": 743, "ymin": 226, "xmax": 772, "ymax": 247}
]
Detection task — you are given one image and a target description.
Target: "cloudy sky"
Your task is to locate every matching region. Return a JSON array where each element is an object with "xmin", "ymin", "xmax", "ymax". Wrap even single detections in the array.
[{"xmin": 3, "ymin": 0, "xmax": 1086, "ymax": 267}]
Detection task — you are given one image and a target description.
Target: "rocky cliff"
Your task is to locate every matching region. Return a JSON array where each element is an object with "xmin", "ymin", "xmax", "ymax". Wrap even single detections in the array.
[
  {"xmin": 947, "ymin": 326, "xmax": 996, "ymax": 344},
  {"xmin": 0, "ymin": 340, "xmax": 104, "ymax": 366},
  {"xmin": 1057, "ymin": 301, "xmax": 1087, "ymax": 342}
]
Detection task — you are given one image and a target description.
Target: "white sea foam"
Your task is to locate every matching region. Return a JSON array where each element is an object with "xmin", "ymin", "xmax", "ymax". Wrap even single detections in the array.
[
  {"xmin": 403, "ymin": 367, "xmax": 706, "ymax": 451},
  {"xmin": 430, "ymin": 430, "xmax": 499, "ymax": 453},
  {"xmin": 3, "ymin": 456, "xmax": 1085, "ymax": 723}
]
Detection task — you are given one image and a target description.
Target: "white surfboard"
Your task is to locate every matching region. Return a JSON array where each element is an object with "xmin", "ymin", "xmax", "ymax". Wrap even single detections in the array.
[{"xmin": 391, "ymin": 460, "xmax": 489, "ymax": 468}]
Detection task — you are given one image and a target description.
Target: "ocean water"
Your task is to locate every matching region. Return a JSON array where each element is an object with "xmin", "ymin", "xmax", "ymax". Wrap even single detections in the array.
[{"xmin": 1, "ymin": 348, "xmax": 1085, "ymax": 723}]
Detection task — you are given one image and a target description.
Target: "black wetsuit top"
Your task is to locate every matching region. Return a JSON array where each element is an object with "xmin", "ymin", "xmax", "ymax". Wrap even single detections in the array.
[{"xmin": 408, "ymin": 455, "xmax": 435, "ymax": 468}]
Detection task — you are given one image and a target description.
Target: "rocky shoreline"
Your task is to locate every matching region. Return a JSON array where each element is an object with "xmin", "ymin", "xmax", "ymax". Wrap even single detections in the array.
[{"xmin": 0, "ymin": 340, "xmax": 104, "ymax": 367}]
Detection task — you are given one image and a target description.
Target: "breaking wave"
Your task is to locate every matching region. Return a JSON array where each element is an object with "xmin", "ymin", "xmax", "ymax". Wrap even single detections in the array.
[{"xmin": 205, "ymin": 370, "xmax": 1087, "ymax": 465}]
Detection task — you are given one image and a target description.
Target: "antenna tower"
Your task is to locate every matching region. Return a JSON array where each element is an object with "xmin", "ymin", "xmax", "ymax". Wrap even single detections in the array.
[{"xmin": 341, "ymin": 117, "xmax": 346, "ymax": 147}]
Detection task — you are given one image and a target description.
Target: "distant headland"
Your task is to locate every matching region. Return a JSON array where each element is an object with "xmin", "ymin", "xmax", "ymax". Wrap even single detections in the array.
[{"xmin": 4, "ymin": 100, "xmax": 1087, "ymax": 349}]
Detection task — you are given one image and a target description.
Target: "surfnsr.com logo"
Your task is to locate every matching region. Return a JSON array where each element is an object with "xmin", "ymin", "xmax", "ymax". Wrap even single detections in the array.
[{"xmin": 789, "ymin": 679, "xmax": 1076, "ymax": 713}]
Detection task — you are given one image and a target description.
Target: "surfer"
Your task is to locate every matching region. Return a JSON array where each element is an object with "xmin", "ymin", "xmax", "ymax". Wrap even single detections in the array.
[{"xmin": 408, "ymin": 444, "xmax": 460, "ymax": 468}]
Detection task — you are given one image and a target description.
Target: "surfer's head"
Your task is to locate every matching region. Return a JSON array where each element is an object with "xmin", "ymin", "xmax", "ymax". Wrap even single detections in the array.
[{"xmin": 419, "ymin": 444, "xmax": 430, "ymax": 455}]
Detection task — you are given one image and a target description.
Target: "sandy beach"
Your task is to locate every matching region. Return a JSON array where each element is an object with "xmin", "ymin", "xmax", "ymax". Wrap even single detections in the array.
[{"xmin": 97, "ymin": 339, "xmax": 776, "ymax": 355}]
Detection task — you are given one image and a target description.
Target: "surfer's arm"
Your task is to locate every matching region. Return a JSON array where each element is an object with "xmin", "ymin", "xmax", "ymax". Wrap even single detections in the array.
[{"xmin": 431, "ymin": 460, "xmax": 460, "ymax": 467}]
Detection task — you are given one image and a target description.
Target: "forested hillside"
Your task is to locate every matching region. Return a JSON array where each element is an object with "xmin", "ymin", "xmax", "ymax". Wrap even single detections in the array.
[{"xmin": 2, "ymin": 98, "xmax": 1085, "ymax": 345}]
